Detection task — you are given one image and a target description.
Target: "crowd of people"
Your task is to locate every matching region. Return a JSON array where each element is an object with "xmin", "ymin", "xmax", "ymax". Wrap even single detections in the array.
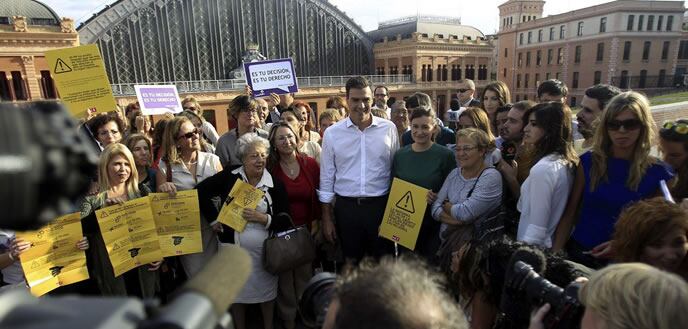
[{"xmin": 1, "ymin": 75, "xmax": 688, "ymax": 329}]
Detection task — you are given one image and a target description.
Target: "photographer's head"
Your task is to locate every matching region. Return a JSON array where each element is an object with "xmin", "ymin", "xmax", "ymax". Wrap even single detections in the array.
[
  {"xmin": 327, "ymin": 257, "xmax": 467, "ymax": 329},
  {"xmin": 579, "ymin": 263, "xmax": 688, "ymax": 329}
]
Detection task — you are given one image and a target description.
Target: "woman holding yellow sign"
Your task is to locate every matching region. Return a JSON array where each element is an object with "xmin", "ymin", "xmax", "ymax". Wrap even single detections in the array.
[
  {"xmin": 80, "ymin": 143, "xmax": 161, "ymax": 297},
  {"xmin": 196, "ymin": 133, "xmax": 292, "ymax": 329}
]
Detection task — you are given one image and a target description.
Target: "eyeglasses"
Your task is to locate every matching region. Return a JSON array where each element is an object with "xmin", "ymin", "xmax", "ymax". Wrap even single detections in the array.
[
  {"xmin": 458, "ymin": 89, "xmax": 471, "ymax": 93},
  {"xmin": 607, "ymin": 119, "xmax": 642, "ymax": 131},
  {"xmin": 183, "ymin": 106, "xmax": 197, "ymax": 111},
  {"xmin": 177, "ymin": 129, "xmax": 200, "ymax": 139},
  {"xmin": 98, "ymin": 129, "xmax": 120, "ymax": 137},
  {"xmin": 454, "ymin": 145, "xmax": 478, "ymax": 153},
  {"xmin": 662, "ymin": 121, "xmax": 688, "ymax": 135}
]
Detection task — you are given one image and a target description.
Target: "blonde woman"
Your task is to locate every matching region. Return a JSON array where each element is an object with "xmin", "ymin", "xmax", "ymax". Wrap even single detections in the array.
[
  {"xmin": 80, "ymin": 143, "xmax": 161, "ymax": 297},
  {"xmin": 553, "ymin": 92, "xmax": 674, "ymax": 268},
  {"xmin": 157, "ymin": 117, "xmax": 223, "ymax": 277}
]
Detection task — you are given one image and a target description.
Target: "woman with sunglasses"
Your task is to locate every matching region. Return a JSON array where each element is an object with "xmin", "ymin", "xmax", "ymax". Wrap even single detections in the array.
[
  {"xmin": 157, "ymin": 117, "xmax": 223, "ymax": 278},
  {"xmin": 181, "ymin": 96, "xmax": 219, "ymax": 146},
  {"xmin": 659, "ymin": 119, "xmax": 688, "ymax": 200},
  {"xmin": 553, "ymin": 92, "xmax": 674, "ymax": 268},
  {"xmin": 178, "ymin": 110, "xmax": 216, "ymax": 153}
]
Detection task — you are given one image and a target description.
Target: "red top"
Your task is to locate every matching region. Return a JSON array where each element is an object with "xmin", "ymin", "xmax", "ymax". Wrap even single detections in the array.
[{"xmin": 272, "ymin": 155, "xmax": 320, "ymax": 227}]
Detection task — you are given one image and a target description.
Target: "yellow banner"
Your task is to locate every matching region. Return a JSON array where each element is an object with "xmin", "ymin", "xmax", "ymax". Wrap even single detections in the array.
[
  {"xmin": 44, "ymin": 44, "xmax": 117, "ymax": 118},
  {"xmin": 96, "ymin": 197, "xmax": 163, "ymax": 277},
  {"xmin": 149, "ymin": 190, "xmax": 203, "ymax": 257},
  {"xmin": 378, "ymin": 178, "xmax": 429, "ymax": 250},
  {"xmin": 217, "ymin": 180, "xmax": 265, "ymax": 232},
  {"xmin": 16, "ymin": 212, "xmax": 89, "ymax": 296}
]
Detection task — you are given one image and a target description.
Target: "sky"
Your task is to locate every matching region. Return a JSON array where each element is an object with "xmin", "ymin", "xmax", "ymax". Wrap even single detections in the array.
[{"xmin": 41, "ymin": 0, "xmax": 686, "ymax": 35}]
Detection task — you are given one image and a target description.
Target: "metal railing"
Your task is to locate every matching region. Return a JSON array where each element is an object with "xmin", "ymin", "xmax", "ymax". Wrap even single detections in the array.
[{"xmin": 110, "ymin": 75, "xmax": 413, "ymax": 96}]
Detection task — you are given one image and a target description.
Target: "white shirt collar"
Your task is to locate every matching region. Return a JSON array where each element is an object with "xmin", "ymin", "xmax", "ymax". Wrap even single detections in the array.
[
  {"xmin": 231, "ymin": 166, "xmax": 274, "ymax": 189},
  {"xmin": 345, "ymin": 115, "xmax": 382, "ymax": 129}
]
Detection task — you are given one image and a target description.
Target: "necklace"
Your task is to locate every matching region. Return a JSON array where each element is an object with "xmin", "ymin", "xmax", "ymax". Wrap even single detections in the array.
[{"xmin": 280, "ymin": 160, "xmax": 299, "ymax": 177}]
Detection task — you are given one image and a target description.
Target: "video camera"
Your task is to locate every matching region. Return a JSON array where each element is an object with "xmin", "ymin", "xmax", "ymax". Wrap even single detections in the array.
[{"xmin": 299, "ymin": 272, "xmax": 337, "ymax": 328}]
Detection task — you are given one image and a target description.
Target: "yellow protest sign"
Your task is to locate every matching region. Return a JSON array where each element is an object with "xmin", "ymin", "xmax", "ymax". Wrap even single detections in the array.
[
  {"xmin": 149, "ymin": 190, "xmax": 203, "ymax": 257},
  {"xmin": 16, "ymin": 212, "xmax": 89, "ymax": 296},
  {"xmin": 378, "ymin": 178, "xmax": 429, "ymax": 250},
  {"xmin": 44, "ymin": 44, "xmax": 117, "ymax": 118},
  {"xmin": 217, "ymin": 180, "xmax": 265, "ymax": 232},
  {"xmin": 96, "ymin": 197, "xmax": 163, "ymax": 277}
]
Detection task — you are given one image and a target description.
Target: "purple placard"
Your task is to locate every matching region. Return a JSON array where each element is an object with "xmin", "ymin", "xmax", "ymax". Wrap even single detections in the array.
[
  {"xmin": 135, "ymin": 85, "xmax": 183, "ymax": 115},
  {"xmin": 244, "ymin": 58, "xmax": 299, "ymax": 97}
]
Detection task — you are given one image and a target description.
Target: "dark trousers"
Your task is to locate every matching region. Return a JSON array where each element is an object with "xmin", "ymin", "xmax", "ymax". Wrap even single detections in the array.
[{"xmin": 334, "ymin": 195, "xmax": 393, "ymax": 263}]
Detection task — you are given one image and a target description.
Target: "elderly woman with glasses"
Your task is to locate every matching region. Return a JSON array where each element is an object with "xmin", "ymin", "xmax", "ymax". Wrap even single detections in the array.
[
  {"xmin": 197, "ymin": 133, "xmax": 292, "ymax": 329},
  {"xmin": 553, "ymin": 92, "xmax": 674, "ymax": 268},
  {"xmin": 216, "ymin": 95, "xmax": 269, "ymax": 168},
  {"xmin": 157, "ymin": 116, "xmax": 223, "ymax": 278},
  {"xmin": 87, "ymin": 112, "xmax": 125, "ymax": 149}
]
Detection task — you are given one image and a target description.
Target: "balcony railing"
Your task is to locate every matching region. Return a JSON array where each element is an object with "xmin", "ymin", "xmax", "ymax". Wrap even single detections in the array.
[{"xmin": 110, "ymin": 75, "xmax": 414, "ymax": 96}]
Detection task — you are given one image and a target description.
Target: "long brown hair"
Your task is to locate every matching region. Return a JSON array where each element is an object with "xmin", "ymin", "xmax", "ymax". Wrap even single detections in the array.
[
  {"xmin": 267, "ymin": 122, "xmax": 302, "ymax": 171},
  {"xmin": 523, "ymin": 102, "xmax": 578, "ymax": 167},
  {"xmin": 590, "ymin": 92, "xmax": 657, "ymax": 191},
  {"xmin": 480, "ymin": 81, "xmax": 512, "ymax": 110},
  {"xmin": 161, "ymin": 117, "xmax": 193, "ymax": 165}
]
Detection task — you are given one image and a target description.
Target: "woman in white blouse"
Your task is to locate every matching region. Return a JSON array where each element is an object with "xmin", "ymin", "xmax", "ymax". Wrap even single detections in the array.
[
  {"xmin": 517, "ymin": 102, "xmax": 578, "ymax": 248},
  {"xmin": 157, "ymin": 116, "xmax": 223, "ymax": 277}
]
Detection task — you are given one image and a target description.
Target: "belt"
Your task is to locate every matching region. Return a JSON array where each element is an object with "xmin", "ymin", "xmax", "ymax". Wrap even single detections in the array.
[{"xmin": 336, "ymin": 194, "xmax": 387, "ymax": 206}]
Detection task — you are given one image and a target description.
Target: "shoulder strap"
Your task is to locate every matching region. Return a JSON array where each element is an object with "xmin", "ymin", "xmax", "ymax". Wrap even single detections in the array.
[
  {"xmin": 165, "ymin": 161, "xmax": 173, "ymax": 183},
  {"xmin": 467, "ymin": 167, "xmax": 498, "ymax": 198}
]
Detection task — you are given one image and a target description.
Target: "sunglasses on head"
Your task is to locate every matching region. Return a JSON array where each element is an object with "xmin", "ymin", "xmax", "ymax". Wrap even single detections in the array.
[
  {"xmin": 177, "ymin": 129, "xmax": 200, "ymax": 139},
  {"xmin": 662, "ymin": 121, "xmax": 688, "ymax": 135},
  {"xmin": 607, "ymin": 119, "xmax": 642, "ymax": 131}
]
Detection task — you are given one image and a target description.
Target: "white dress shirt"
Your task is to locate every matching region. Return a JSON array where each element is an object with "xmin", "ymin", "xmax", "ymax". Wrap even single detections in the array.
[
  {"xmin": 318, "ymin": 116, "xmax": 399, "ymax": 203},
  {"xmin": 517, "ymin": 154, "xmax": 574, "ymax": 248}
]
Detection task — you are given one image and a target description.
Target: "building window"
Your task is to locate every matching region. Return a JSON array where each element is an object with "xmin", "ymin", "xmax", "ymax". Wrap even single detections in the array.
[
  {"xmin": 596, "ymin": 43, "xmax": 604, "ymax": 62},
  {"xmin": 11, "ymin": 71, "xmax": 26, "ymax": 100},
  {"xmin": 516, "ymin": 95, "xmax": 520, "ymax": 102},
  {"xmin": 504, "ymin": 48, "xmax": 508, "ymax": 57},
  {"xmin": 518, "ymin": 53, "xmax": 523, "ymax": 67},
  {"xmin": 627, "ymin": 15, "xmax": 635, "ymax": 31},
  {"xmin": 528, "ymin": 31, "xmax": 532, "ymax": 44},
  {"xmin": 0, "ymin": 72, "xmax": 11, "ymax": 101},
  {"xmin": 638, "ymin": 15, "xmax": 644, "ymax": 31},
  {"xmin": 519, "ymin": 33, "xmax": 524, "ymax": 45},
  {"xmin": 639, "ymin": 70, "xmax": 647, "ymax": 88},
  {"xmin": 572, "ymin": 72, "xmax": 579, "ymax": 88},
  {"xmin": 466, "ymin": 65, "xmax": 475, "ymax": 80},
  {"xmin": 536, "ymin": 50, "xmax": 542, "ymax": 66},
  {"xmin": 549, "ymin": 27, "xmax": 555, "ymax": 40},
  {"xmin": 516, "ymin": 74, "xmax": 521, "ymax": 88},
  {"xmin": 556, "ymin": 72, "xmax": 560, "ymax": 80},
  {"xmin": 547, "ymin": 49, "xmax": 553, "ymax": 64},
  {"xmin": 594, "ymin": 71, "xmax": 602, "ymax": 85},
  {"xmin": 421, "ymin": 65, "xmax": 427, "ymax": 81},
  {"xmin": 679, "ymin": 40, "xmax": 688, "ymax": 59},
  {"xmin": 457, "ymin": 66, "xmax": 462, "ymax": 80},
  {"xmin": 659, "ymin": 69, "xmax": 666, "ymax": 87},
  {"xmin": 526, "ymin": 52, "xmax": 531, "ymax": 67},
  {"xmin": 600, "ymin": 17, "xmax": 607, "ymax": 33},
  {"xmin": 538, "ymin": 29, "xmax": 543, "ymax": 42},
  {"xmin": 620, "ymin": 70, "xmax": 629, "ymax": 88},
  {"xmin": 557, "ymin": 48, "xmax": 563, "ymax": 64},
  {"xmin": 427, "ymin": 65, "xmax": 433, "ymax": 81},
  {"xmin": 560, "ymin": 25, "xmax": 565, "ymax": 39},
  {"xmin": 535, "ymin": 73, "xmax": 540, "ymax": 86},
  {"xmin": 642, "ymin": 41, "xmax": 651, "ymax": 61},
  {"xmin": 577, "ymin": 21, "xmax": 584, "ymax": 36},
  {"xmin": 647, "ymin": 15, "xmax": 654, "ymax": 31},
  {"xmin": 662, "ymin": 41, "xmax": 671, "ymax": 60},
  {"xmin": 658, "ymin": 15, "xmax": 664, "ymax": 31},
  {"xmin": 574, "ymin": 45, "xmax": 582, "ymax": 63},
  {"xmin": 39, "ymin": 71, "xmax": 56, "ymax": 99},
  {"xmin": 441, "ymin": 65, "xmax": 448, "ymax": 81},
  {"xmin": 667, "ymin": 15, "xmax": 674, "ymax": 31},
  {"xmin": 623, "ymin": 41, "xmax": 632, "ymax": 61},
  {"xmin": 503, "ymin": 68, "xmax": 507, "ymax": 78},
  {"xmin": 525, "ymin": 73, "xmax": 530, "ymax": 88},
  {"xmin": 570, "ymin": 97, "xmax": 577, "ymax": 107},
  {"xmin": 546, "ymin": 72, "xmax": 551, "ymax": 80}
]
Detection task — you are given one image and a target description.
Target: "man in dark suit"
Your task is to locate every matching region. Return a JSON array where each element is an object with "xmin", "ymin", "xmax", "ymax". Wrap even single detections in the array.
[{"xmin": 457, "ymin": 79, "xmax": 480, "ymax": 107}]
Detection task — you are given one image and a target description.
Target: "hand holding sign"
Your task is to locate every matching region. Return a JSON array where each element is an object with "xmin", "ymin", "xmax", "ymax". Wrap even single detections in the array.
[{"xmin": 244, "ymin": 58, "xmax": 299, "ymax": 97}]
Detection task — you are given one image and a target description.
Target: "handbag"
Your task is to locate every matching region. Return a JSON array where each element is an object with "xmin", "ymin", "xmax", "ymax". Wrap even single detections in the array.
[{"xmin": 263, "ymin": 212, "xmax": 316, "ymax": 274}]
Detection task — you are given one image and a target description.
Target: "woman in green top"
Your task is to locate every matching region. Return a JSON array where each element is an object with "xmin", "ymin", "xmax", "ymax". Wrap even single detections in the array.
[
  {"xmin": 80, "ymin": 143, "xmax": 162, "ymax": 297},
  {"xmin": 392, "ymin": 108, "xmax": 455, "ymax": 262}
]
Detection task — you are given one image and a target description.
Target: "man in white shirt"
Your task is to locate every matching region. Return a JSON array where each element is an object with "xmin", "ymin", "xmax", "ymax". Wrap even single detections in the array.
[
  {"xmin": 372, "ymin": 85, "xmax": 391, "ymax": 118},
  {"xmin": 319, "ymin": 76, "xmax": 399, "ymax": 262}
]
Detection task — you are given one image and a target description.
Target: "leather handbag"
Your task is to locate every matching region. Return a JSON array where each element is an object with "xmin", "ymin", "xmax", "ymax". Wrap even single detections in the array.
[{"xmin": 263, "ymin": 212, "xmax": 316, "ymax": 274}]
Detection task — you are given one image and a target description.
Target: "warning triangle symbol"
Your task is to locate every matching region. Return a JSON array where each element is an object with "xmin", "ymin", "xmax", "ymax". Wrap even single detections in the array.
[
  {"xmin": 54, "ymin": 58, "xmax": 72, "ymax": 74},
  {"xmin": 395, "ymin": 191, "xmax": 415, "ymax": 214}
]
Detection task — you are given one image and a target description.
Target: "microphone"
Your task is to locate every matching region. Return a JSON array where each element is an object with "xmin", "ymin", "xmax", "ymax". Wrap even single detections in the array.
[{"xmin": 144, "ymin": 245, "xmax": 252, "ymax": 329}]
